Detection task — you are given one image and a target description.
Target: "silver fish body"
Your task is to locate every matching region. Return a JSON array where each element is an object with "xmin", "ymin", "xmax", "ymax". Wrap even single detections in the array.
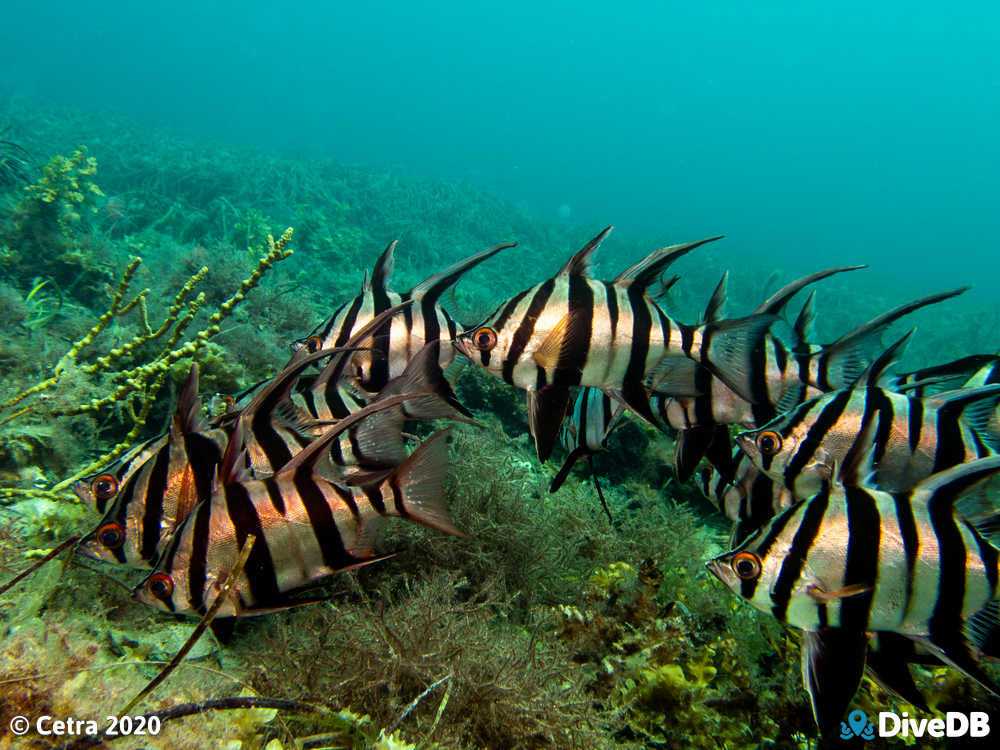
[
  {"xmin": 134, "ymin": 425, "xmax": 461, "ymax": 618},
  {"xmin": 737, "ymin": 385, "xmax": 1000, "ymax": 499},
  {"xmin": 707, "ymin": 457, "xmax": 1000, "ymax": 732},
  {"xmin": 301, "ymin": 241, "xmax": 513, "ymax": 397},
  {"xmin": 454, "ymin": 227, "xmax": 775, "ymax": 459}
]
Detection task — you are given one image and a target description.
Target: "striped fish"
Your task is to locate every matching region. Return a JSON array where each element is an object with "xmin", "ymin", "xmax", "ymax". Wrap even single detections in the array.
[
  {"xmin": 299, "ymin": 240, "xmax": 514, "ymax": 398},
  {"xmin": 133, "ymin": 396, "xmax": 463, "ymax": 620},
  {"xmin": 548, "ymin": 386, "xmax": 625, "ymax": 520},
  {"xmin": 76, "ymin": 365, "xmax": 227, "ymax": 567},
  {"xmin": 76, "ymin": 308, "xmax": 402, "ymax": 567},
  {"xmin": 706, "ymin": 457, "xmax": 1000, "ymax": 732},
  {"xmin": 454, "ymin": 226, "xmax": 778, "ymax": 460},
  {"xmin": 736, "ymin": 375, "xmax": 1000, "ymax": 499},
  {"xmin": 205, "ymin": 303, "xmax": 425, "ymax": 479},
  {"xmin": 78, "ymin": 305, "xmax": 433, "ymax": 567},
  {"xmin": 653, "ymin": 277, "xmax": 968, "ymax": 481},
  {"xmin": 697, "ymin": 449, "xmax": 795, "ymax": 546},
  {"xmin": 79, "ymin": 329, "xmax": 468, "ymax": 569}
]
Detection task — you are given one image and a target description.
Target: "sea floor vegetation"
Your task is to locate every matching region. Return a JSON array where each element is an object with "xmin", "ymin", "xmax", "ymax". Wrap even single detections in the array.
[{"xmin": 0, "ymin": 92, "xmax": 997, "ymax": 749}]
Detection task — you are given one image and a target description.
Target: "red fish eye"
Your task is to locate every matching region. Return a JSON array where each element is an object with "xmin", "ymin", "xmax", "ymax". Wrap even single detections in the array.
[
  {"xmin": 305, "ymin": 336, "xmax": 324, "ymax": 354},
  {"xmin": 90, "ymin": 474, "xmax": 119, "ymax": 501},
  {"xmin": 755, "ymin": 430, "xmax": 782, "ymax": 456},
  {"xmin": 221, "ymin": 395, "xmax": 236, "ymax": 409},
  {"xmin": 96, "ymin": 522, "xmax": 125, "ymax": 549},
  {"xmin": 731, "ymin": 551, "xmax": 762, "ymax": 580},
  {"xmin": 147, "ymin": 573, "xmax": 174, "ymax": 600},
  {"xmin": 472, "ymin": 327, "xmax": 498, "ymax": 351}
]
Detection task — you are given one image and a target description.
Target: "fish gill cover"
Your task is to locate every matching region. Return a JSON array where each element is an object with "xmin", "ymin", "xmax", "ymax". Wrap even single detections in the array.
[{"xmin": 0, "ymin": 2, "xmax": 999, "ymax": 749}]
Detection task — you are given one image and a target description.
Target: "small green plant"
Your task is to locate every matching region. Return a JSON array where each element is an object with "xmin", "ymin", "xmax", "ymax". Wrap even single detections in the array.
[{"xmin": 18, "ymin": 277, "xmax": 61, "ymax": 331}]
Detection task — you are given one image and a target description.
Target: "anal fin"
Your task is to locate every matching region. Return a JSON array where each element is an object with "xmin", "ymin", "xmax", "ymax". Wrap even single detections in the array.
[
  {"xmin": 550, "ymin": 446, "xmax": 589, "ymax": 493},
  {"xmin": 674, "ymin": 426, "xmax": 715, "ymax": 482},
  {"xmin": 801, "ymin": 628, "xmax": 868, "ymax": 735},
  {"xmin": 865, "ymin": 633, "xmax": 929, "ymax": 711},
  {"xmin": 209, "ymin": 616, "xmax": 236, "ymax": 643},
  {"xmin": 704, "ymin": 424, "xmax": 735, "ymax": 484}
]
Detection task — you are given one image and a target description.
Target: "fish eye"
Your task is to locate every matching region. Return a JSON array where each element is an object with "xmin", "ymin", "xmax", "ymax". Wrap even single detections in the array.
[
  {"xmin": 221, "ymin": 395, "xmax": 236, "ymax": 410},
  {"xmin": 755, "ymin": 430, "xmax": 782, "ymax": 456},
  {"xmin": 305, "ymin": 336, "xmax": 324, "ymax": 354},
  {"xmin": 96, "ymin": 522, "xmax": 125, "ymax": 549},
  {"xmin": 731, "ymin": 551, "xmax": 762, "ymax": 580},
  {"xmin": 471, "ymin": 327, "xmax": 498, "ymax": 351},
  {"xmin": 147, "ymin": 573, "xmax": 174, "ymax": 600},
  {"xmin": 90, "ymin": 474, "xmax": 119, "ymax": 501}
]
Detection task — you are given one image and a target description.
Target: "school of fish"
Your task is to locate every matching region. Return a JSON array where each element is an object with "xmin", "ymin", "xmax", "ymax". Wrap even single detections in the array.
[{"xmin": 65, "ymin": 227, "xmax": 1000, "ymax": 735}]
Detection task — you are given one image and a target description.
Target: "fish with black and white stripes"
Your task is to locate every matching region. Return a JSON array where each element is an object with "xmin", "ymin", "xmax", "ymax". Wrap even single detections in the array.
[
  {"xmin": 706, "ymin": 456, "xmax": 1000, "ymax": 734},
  {"xmin": 76, "ymin": 307, "xmax": 419, "ymax": 568},
  {"xmin": 133, "ymin": 395, "xmax": 465, "ymax": 621},
  {"xmin": 652, "ymin": 271, "xmax": 969, "ymax": 482},
  {"xmin": 298, "ymin": 240, "xmax": 515, "ymax": 398},
  {"xmin": 453, "ymin": 226, "xmax": 779, "ymax": 460},
  {"xmin": 697, "ymin": 449, "xmax": 795, "ymax": 546},
  {"xmin": 736, "ymin": 375, "xmax": 1000, "ymax": 499},
  {"xmin": 75, "ymin": 365, "xmax": 227, "ymax": 567}
]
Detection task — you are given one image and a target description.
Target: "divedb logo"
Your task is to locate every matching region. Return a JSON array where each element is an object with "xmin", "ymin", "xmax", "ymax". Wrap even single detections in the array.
[{"xmin": 840, "ymin": 709, "xmax": 991, "ymax": 740}]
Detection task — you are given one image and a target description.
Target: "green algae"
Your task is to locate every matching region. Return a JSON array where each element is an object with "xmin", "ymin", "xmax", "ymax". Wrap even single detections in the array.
[{"xmin": 0, "ymin": 95, "xmax": 997, "ymax": 750}]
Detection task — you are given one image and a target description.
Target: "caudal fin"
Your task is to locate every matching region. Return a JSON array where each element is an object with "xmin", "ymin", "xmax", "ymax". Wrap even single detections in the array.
[
  {"xmin": 389, "ymin": 429, "xmax": 467, "ymax": 538},
  {"xmin": 693, "ymin": 314, "xmax": 786, "ymax": 404}
]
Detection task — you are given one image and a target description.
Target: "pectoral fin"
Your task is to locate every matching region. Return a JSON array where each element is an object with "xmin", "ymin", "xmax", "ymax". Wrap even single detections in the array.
[
  {"xmin": 533, "ymin": 315, "xmax": 570, "ymax": 371},
  {"xmin": 805, "ymin": 583, "xmax": 873, "ymax": 602}
]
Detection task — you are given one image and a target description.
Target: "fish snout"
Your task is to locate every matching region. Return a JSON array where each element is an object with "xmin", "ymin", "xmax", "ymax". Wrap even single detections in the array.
[
  {"xmin": 733, "ymin": 432, "xmax": 756, "ymax": 456},
  {"xmin": 705, "ymin": 558, "xmax": 735, "ymax": 587},
  {"xmin": 71, "ymin": 480, "xmax": 93, "ymax": 508},
  {"xmin": 451, "ymin": 335, "xmax": 473, "ymax": 360},
  {"xmin": 76, "ymin": 535, "xmax": 103, "ymax": 561}
]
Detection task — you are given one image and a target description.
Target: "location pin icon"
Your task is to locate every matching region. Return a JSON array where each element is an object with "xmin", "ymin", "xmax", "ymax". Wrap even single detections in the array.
[{"xmin": 847, "ymin": 710, "xmax": 867, "ymax": 737}]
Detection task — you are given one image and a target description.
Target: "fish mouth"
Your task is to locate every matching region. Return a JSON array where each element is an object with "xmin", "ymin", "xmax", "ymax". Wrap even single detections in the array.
[
  {"xmin": 71, "ymin": 480, "xmax": 92, "ymax": 507},
  {"xmin": 733, "ymin": 433, "xmax": 755, "ymax": 454},
  {"xmin": 451, "ymin": 336, "xmax": 473, "ymax": 360},
  {"xmin": 131, "ymin": 582, "xmax": 150, "ymax": 605},
  {"xmin": 705, "ymin": 558, "xmax": 733, "ymax": 586},
  {"xmin": 76, "ymin": 537, "xmax": 102, "ymax": 561}
]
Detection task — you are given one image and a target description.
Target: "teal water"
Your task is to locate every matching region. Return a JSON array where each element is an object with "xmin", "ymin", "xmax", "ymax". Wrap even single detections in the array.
[
  {"xmin": 2, "ymin": 2, "xmax": 998, "ymax": 302},
  {"xmin": 2, "ymin": 4, "xmax": 1000, "ymax": 748}
]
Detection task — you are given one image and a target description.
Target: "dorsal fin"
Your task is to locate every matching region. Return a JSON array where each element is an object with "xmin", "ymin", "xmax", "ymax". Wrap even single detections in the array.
[
  {"xmin": 311, "ymin": 300, "xmax": 414, "ymax": 392},
  {"xmin": 752, "ymin": 266, "xmax": 866, "ymax": 317},
  {"xmin": 962, "ymin": 357, "xmax": 1000, "ymax": 389},
  {"xmin": 173, "ymin": 363, "xmax": 208, "ymax": 435},
  {"xmin": 558, "ymin": 226, "xmax": 612, "ymax": 277},
  {"xmin": 811, "ymin": 287, "xmax": 968, "ymax": 390},
  {"xmin": 888, "ymin": 354, "xmax": 1000, "ymax": 397},
  {"xmin": 369, "ymin": 240, "xmax": 398, "ymax": 291},
  {"xmin": 276, "ymin": 393, "xmax": 424, "ymax": 478},
  {"xmin": 659, "ymin": 273, "xmax": 681, "ymax": 294},
  {"xmin": 704, "ymin": 271, "xmax": 729, "ymax": 323},
  {"xmin": 927, "ymin": 383, "xmax": 1000, "ymax": 449},
  {"xmin": 910, "ymin": 454, "xmax": 1000, "ymax": 547},
  {"xmin": 219, "ymin": 418, "xmax": 249, "ymax": 485},
  {"xmin": 852, "ymin": 330, "xmax": 913, "ymax": 387},
  {"xmin": 408, "ymin": 242, "xmax": 516, "ymax": 301},
  {"xmin": 613, "ymin": 236, "xmax": 722, "ymax": 291},
  {"xmin": 793, "ymin": 291, "xmax": 818, "ymax": 342}
]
